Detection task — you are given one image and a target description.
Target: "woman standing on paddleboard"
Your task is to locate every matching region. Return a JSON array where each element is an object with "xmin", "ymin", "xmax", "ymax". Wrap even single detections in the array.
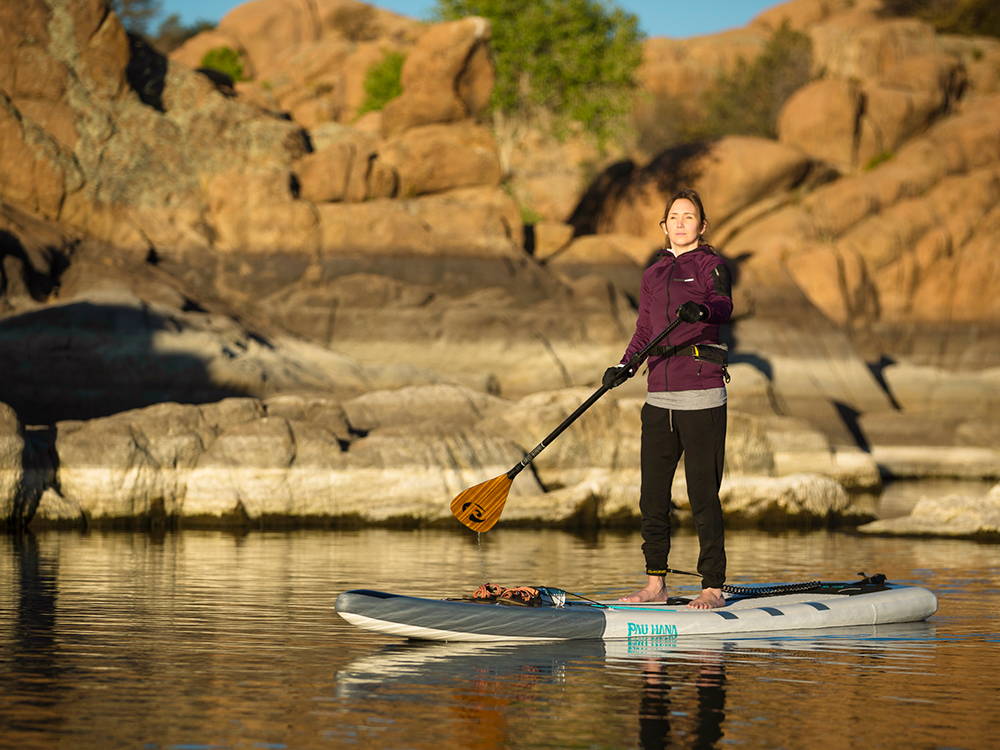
[{"xmin": 603, "ymin": 188, "xmax": 733, "ymax": 609}]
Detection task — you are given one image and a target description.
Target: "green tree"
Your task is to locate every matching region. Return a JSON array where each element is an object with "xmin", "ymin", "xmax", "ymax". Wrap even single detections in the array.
[
  {"xmin": 357, "ymin": 50, "xmax": 406, "ymax": 116},
  {"xmin": 110, "ymin": 0, "xmax": 162, "ymax": 36},
  {"xmin": 434, "ymin": 0, "xmax": 643, "ymax": 149}
]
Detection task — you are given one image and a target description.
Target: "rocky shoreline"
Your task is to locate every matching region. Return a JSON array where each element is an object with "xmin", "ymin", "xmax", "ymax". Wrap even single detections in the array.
[{"xmin": 2, "ymin": 372, "xmax": 997, "ymax": 538}]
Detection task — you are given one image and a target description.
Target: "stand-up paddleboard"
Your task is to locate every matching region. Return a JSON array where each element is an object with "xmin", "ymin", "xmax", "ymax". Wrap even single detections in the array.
[{"xmin": 334, "ymin": 575, "xmax": 937, "ymax": 643}]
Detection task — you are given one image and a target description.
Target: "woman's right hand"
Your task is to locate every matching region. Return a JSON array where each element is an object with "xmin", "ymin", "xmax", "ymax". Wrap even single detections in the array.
[{"xmin": 603, "ymin": 363, "xmax": 635, "ymax": 388}]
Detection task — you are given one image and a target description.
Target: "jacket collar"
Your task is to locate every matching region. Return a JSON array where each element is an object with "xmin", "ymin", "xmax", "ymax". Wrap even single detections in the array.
[{"xmin": 657, "ymin": 243, "xmax": 715, "ymax": 259}]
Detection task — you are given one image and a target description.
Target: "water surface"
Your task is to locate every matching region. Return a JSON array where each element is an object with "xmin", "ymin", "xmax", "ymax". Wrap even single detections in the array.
[{"xmin": 1, "ymin": 527, "xmax": 997, "ymax": 749}]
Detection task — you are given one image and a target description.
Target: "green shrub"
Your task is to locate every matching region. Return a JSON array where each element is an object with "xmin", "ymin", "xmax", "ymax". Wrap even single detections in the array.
[
  {"xmin": 636, "ymin": 22, "xmax": 812, "ymax": 153},
  {"xmin": 199, "ymin": 46, "xmax": 245, "ymax": 82},
  {"xmin": 434, "ymin": 0, "xmax": 643, "ymax": 146},
  {"xmin": 881, "ymin": 0, "xmax": 1000, "ymax": 38},
  {"xmin": 700, "ymin": 23, "xmax": 812, "ymax": 139},
  {"xmin": 357, "ymin": 51, "xmax": 405, "ymax": 116},
  {"xmin": 864, "ymin": 151, "xmax": 894, "ymax": 171},
  {"xmin": 520, "ymin": 205, "xmax": 543, "ymax": 225}
]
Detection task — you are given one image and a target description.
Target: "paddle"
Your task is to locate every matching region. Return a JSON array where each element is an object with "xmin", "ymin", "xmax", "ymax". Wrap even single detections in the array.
[{"xmin": 450, "ymin": 316, "xmax": 684, "ymax": 532}]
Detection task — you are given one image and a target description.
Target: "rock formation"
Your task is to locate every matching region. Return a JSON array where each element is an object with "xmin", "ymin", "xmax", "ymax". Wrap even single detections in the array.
[
  {"xmin": 30, "ymin": 384, "xmax": 873, "ymax": 527},
  {"xmin": 859, "ymin": 482, "xmax": 1000, "ymax": 539},
  {"xmin": 1, "ymin": 0, "xmax": 997, "ymax": 533}
]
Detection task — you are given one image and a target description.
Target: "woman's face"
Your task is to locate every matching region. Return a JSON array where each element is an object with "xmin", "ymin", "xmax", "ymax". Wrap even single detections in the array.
[{"xmin": 661, "ymin": 198, "xmax": 705, "ymax": 253}]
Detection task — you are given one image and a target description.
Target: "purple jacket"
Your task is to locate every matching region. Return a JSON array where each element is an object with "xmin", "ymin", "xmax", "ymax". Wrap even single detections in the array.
[{"xmin": 620, "ymin": 245, "xmax": 733, "ymax": 392}]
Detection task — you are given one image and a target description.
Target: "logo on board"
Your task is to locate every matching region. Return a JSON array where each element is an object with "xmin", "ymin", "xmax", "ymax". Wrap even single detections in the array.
[{"xmin": 627, "ymin": 622, "xmax": 678, "ymax": 637}]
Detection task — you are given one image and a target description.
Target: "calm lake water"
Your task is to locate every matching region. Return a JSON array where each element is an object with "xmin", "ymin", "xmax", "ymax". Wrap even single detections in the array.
[{"xmin": 2, "ymin": 514, "xmax": 998, "ymax": 748}]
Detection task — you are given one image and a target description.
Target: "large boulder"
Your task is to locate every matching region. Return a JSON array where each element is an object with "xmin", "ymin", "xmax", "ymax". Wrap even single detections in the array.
[
  {"xmin": 249, "ymin": 41, "xmax": 403, "ymax": 128},
  {"xmin": 203, "ymin": 170, "xmax": 319, "ymax": 254},
  {"xmin": 852, "ymin": 362, "xmax": 1000, "ymax": 480},
  {"xmin": 51, "ymin": 399, "xmax": 263, "ymax": 521},
  {"xmin": 310, "ymin": 187, "xmax": 522, "ymax": 260},
  {"xmin": 778, "ymin": 53, "xmax": 965, "ymax": 172},
  {"xmin": 379, "ymin": 121, "xmax": 502, "ymax": 196},
  {"xmin": 47, "ymin": 396, "xmax": 352, "ymax": 523},
  {"xmin": 294, "ymin": 128, "xmax": 397, "ymax": 202},
  {"xmin": 505, "ymin": 127, "xmax": 608, "ymax": 222},
  {"xmin": 719, "ymin": 473, "xmax": 863, "ymax": 527},
  {"xmin": 380, "ymin": 17, "xmax": 493, "ymax": 137},
  {"xmin": 858, "ymin": 483, "xmax": 1000, "ymax": 539},
  {"xmin": 475, "ymin": 387, "xmax": 874, "ymax": 494},
  {"xmin": 777, "ymin": 78, "xmax": 861, "ymax": 171},
  {"xmin": 880, "ymin": 361, "xmax": 1000, "ymax": 417}
]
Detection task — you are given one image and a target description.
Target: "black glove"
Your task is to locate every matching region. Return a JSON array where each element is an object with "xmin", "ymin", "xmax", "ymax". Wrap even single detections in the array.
[
  {"xmin": 602, "ymin": 363, "xmax": 635, "ymax": 388},
  {"xmin": 676, "ymin": 301, "xmax": 708, "ymax": 323}
]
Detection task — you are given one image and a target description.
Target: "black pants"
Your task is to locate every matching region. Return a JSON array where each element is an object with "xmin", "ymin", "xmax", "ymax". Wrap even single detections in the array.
[{"xmin": 639, "ymin": 402, "xmax": 727, "ymax": 589}]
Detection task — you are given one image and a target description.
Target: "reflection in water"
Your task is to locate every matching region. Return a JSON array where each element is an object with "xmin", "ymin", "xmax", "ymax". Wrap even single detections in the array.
[
  {"xmin": 638, "ymin": 650, "xmax": 725, "ymax": 749},
  {"xmin": 13, "ymin": 531, "xmax": 57, "ymax": 652},
  {"xmin": 10, "ymin": 532, "xmax": 62, "ymax": 735},
  {"xmin": 335, "ymin": 622, "xmax": 941, "ymax": 749},
  {"xmin": 0, "ymin": 528, "xmax": 997, "ymax": 750}
]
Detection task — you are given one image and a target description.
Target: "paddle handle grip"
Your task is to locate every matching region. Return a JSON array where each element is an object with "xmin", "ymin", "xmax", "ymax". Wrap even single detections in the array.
[{"xmin": 506, "ymin": 316, "xmax": 684, "ymax": 479}]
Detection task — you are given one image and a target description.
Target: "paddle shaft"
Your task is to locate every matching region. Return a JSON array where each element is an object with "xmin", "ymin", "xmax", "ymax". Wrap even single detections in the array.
[{"xmin": 506, "ymin": 317, "xmax": 684, "ymax": 480}]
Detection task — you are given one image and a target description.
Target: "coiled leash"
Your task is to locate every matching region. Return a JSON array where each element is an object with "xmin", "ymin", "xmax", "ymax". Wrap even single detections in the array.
[
  {"xmin": 661, "ymin": 566, "xmax": 822, "ymax": 597},
  {"xmin": 661, "ymin": 568, "xmax": 891, "ymax": 597}
]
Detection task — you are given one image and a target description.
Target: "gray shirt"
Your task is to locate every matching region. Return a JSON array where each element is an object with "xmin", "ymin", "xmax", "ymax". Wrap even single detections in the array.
[{"xmin": 645, "ymin": 387, "xmax": 726, "ymax": 410}]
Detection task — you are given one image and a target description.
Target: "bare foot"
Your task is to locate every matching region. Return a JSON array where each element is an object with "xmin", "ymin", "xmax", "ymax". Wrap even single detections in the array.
[
  {"xmin": 618, "ymin": 585, "xmax": 669, "ymax": 603},
  {"xmin": 686, "ymin": 587, "xmax": 725, "ymax": 609}
]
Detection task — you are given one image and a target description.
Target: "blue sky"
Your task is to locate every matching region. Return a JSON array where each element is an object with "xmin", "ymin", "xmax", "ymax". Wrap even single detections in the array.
[{"xmin": 157, "ymin": 1, "xmax": 782, "ymax": 39}]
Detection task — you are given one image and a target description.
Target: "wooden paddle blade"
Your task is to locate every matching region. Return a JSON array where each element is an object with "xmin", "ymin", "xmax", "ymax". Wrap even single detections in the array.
[{"xmin": 450, "ymin": 474, "xmax": 513, "ymax": 532}]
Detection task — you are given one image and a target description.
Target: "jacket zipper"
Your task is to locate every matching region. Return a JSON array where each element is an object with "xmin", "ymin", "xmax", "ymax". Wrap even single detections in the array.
[{"xmin": 663, "ymin": 255, "xmax": 676, "ymax": 391}]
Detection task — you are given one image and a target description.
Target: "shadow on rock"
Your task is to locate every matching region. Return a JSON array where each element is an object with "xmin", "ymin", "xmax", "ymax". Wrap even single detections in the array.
[
  {"xmin": 568, "ymin": 141, "xmax": 712, "ymax": 237},
  {"xmin": 125, "ymin": 33, "xmax": 168, "ymax": 112},
  {"xmin": 0, "ymin": 230, "xmax": 69, "ymax": 304},
  {"xmin": 0, "ymin": 301, "xmax": 251, "ymax": 424}
]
